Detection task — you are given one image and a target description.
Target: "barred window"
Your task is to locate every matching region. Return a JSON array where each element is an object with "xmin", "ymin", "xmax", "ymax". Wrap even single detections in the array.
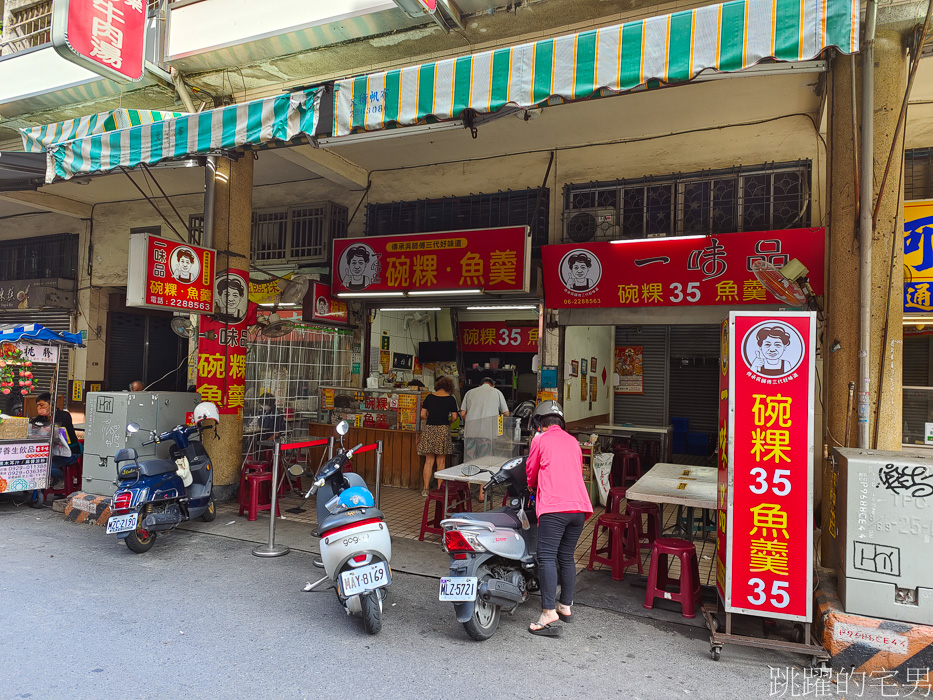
[
  {"xmin": 562, "ymin": 161, "xmax": 810, "ymax": 244},
  {"xmin": 0, "ymin": 233, "xmax": 78, "ymax": 281},
  {"xmin": 906, "ymin": 149, "xmax": 933, "ymax": 201}
]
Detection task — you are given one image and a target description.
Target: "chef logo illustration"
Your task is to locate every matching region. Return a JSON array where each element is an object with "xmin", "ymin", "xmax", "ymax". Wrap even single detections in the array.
[
  {"xmin": 338, "ymin": 243, "xmax": 381, "ymax": 291},
  {"xmin": 741, "ymin": 320, "xmax": 804, "ymax": 379},
  {"xmin": 559, "ymin": 249, "xmax": 601, "ymax": 295},
  {"xmin": 170, "ymin": 246, "xmax": 200, "ymax": 284}
]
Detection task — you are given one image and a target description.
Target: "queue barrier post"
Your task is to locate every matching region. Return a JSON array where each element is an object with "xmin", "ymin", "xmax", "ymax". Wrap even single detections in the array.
[
  {"xmin": 252, "ymin": 439, "xmax": 290, "ymax": 558},
  {"xmin": 375, "ymin": 440, "xmax": 383, "ymax": 509}
]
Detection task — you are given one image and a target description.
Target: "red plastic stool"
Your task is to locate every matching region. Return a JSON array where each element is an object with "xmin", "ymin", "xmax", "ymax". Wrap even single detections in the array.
[
  {"xmin": 643, "ymin": 537, "xmax": 702, "ymax": 618},
  {"xmin": 419, "ymin": 487, "xmax": 472, "ymax": 540},
  {"xmin": 619, "ymin": 451, "xmax": 642, "ymax": 485},
  {"xmin": 238, "ymin": 464, "xmax": 281, "ymax": 521},
  {"xmin": 605, "ymin": 486, "xmax": 627, "ymax": 515},
  {"xmin": 44, "ymin": 458, "xmax": 83, "ymax": 499},
  {"xmin": 586, "ymin": 513, "xmax": 642, "ymax": 581},
  {"xmin": 626, "ymin": 500, "xmax": 661, "ymax": 549},
  {"xmin": 239, "ymin": 460, "xmax": 269, "ymax": 503}
]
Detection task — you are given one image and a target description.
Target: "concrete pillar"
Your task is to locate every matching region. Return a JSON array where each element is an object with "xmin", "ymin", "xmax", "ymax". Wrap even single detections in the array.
[
  {"xmin": 207, "ymin": 154, "xmax": 253, "ymax": 501},
  {"xmin": 823, "ymin": 29, "xmax": 907, "ymax": 565}
]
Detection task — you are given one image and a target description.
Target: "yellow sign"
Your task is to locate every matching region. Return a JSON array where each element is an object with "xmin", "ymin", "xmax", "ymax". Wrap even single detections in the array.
[
  {"xmin": 89, "ymin": 383, "xmax": 101, "ymax": 393},
  {"xmin": 905, "ymin": 200, "xmax": 933, "ymax": 312},
  {"xmin": 248, "ymin": 273, "xmax": 292, "ymax": 306},
  {"xmin": 72, "ymin": 380, "xmax": 83, "ymax": 402}
]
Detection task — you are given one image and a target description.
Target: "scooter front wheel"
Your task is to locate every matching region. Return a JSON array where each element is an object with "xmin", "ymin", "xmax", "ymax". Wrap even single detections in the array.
[
  {"xmin": 361, "ymin": 590, "xmax": 382, "ymax": 635},
  {"xmin": 201, "ymin": 498, "xmax": 216, "ymax": 522},
  {"xmin": 125, "ymin": 527, "xmax": 157, "ymax": 553}
]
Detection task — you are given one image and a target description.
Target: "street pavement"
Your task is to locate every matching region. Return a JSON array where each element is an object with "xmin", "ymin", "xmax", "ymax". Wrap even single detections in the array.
[{"xmin": 0, "ymin": 504, "xmax": 893, "ymax": 700}]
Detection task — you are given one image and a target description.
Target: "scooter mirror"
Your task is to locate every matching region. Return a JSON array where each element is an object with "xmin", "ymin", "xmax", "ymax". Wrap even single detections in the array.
[
  {"xmin": 287, "ymin": 463, "xmax": 305, "ymax": 477},
  {"xmin": 126, "ymin": 423, "xmax": 140, "ymax": 434},
  {"xmin": 336, "ymin": 420, "xmax": 350, "ymax": 436}
]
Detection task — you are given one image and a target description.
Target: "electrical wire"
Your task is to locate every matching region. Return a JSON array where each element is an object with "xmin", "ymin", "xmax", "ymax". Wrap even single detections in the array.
[{"xmin": 143, "ymin": 345, "xmax": 196, "ymax": 391}]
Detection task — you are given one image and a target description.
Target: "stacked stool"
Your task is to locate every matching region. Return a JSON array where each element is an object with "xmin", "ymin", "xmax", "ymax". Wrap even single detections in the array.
[
  {"xmin": 586, "ymin": 512, "xmax": 642, "ymax": 581},
  {"xmin": 238, "ymin": 459, "xmax": 281, "ymax": 521},
  {"xmin": 419, "ymin": 482, "xmax": 473, "ymax": 540},
  {"xmin": 626, "ymin": 500, "xmax": 661, "ymax": 550},
  {"xmin": 605, "ymin": 486, "xmax": 627, "ymax": 515},
  {"xmin": 643, "ymin": 537, "xmax": 702, "ymax": 618}
]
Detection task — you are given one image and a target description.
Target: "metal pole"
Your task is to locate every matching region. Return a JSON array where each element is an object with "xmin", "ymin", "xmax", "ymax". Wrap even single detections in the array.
[
  {"xmin": 252, "ymin": 439, "xmax": 290, "ymax": 557},
  {"xmin": 328, "ymin": 437, "xmax": 334, "ymax": 459},
  {"xmin": 203, "ymin": 156, "xmax": 217, "ymax": 247},
  {"xmin": 857, "ymin": 0, "xmax": 877, "ymax": 449},
  {"xmin": 374, "ymin": 440, "xmax": 383, "ymax": 508}
]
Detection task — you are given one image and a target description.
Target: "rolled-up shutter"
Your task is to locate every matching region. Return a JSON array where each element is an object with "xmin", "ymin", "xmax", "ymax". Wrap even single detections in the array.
[{"xmin": 613, "ymin": 326, "xmax": 668, "ymax": 426}]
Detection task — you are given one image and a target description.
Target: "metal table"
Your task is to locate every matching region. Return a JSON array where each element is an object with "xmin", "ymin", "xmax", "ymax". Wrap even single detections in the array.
[
  {"xmin": 435, "ymin": 456, "xmax": 509, "ymax": 513},
  {"xmin": 625, "ymin": 463, "xmax": 717, "ymax": 541},
  {"xmin": 592, "ymin": 424, "xmax": 674, "ymax": 462}
]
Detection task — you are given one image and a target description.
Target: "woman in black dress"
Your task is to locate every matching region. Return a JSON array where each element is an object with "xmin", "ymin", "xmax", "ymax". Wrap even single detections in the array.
[{"xmin": 418, "ymin": 376, "xmax": 458, "ymax": 497}]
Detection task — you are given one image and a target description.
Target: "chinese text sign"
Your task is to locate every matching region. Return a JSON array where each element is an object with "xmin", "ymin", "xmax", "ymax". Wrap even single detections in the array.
[
  {"xmin": 52, "ymin": 0, "xmax": 148, "ymax": 82},
  {"xmin": 614, "ymin": 346, "xmax": 643, "ymax": 394},
  {"xmin": 307, "ymin": 282, "xmax": 349, "ymax": 324},
  {"xmin": 541, "ymin": 228, "xmax": 824, "ymax": 309},
  {"xmin": 332, "ymin": 226, "xmax": 531, "ymax": 294},
  {"xmin": 723, "ymin": 311, "xmax": 815, "ymax": 621},
  {"xmin": 0, "ymin": 441, "xmax": 50, "ymax": 492},
  {"xmin": 459, "ymin": 322, "xmax": 538, "ymax": 353},
  {"xmin": 904, "ymin": 200, "xmax": 933, "ymax": 313},
  {"xmin": 127, "ymin": 233, "xmax": 215, "ymax": 314},
  {"xmin": 716, "ymin": 319, "xmax": 729, "ymax": 601}
]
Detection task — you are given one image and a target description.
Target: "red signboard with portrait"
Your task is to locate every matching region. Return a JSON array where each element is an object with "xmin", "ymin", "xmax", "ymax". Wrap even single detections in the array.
[
  {"xmin": 541, "ymin": 229, "xmax": 824, "ymax": 309},
  {"xmin": 52, "ymin": 0, "xmax": 148, "ymax": 83},
  {"xmin": 459, "ymin": 322, "xmax": 538, "ymax": 353},
  {"xmin": 127, "ymin": 233, "xmax": 215, "ymax": 314},
  {"xmin": 196, "ymin": 269, "xmax": 254, "ymax": 416},
  {"xmin": 306, "ymin": 282, "xmax": 349, "ymax": 325},
  {"xmin": 722, "ymin": 311, "xmax": 815, "ymax": 621},
  {"xmin": 332, "ymin": 227, "xmax": 531, "ymax": 295}
]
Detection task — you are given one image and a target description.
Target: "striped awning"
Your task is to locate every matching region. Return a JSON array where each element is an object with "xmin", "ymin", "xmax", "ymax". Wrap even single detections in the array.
[
  {"xmin": 21, "ymin": 109, "xmax": 187, "ymax": 153},
  {"xmin": 42, "ymin": 88, "xmax": 321, "ymax": 182},
  {"xmin": 334, "ymin": 0, "xmax": 858, "ymax": 137}
]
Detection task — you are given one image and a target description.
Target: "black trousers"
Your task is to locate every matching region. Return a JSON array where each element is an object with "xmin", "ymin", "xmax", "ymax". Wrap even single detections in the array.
[{"xmin": 536, "ymin": 511, "xmax": 586, "ymax": 610}]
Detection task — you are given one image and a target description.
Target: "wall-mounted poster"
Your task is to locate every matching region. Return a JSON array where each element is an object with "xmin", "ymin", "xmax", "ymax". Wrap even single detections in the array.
[
  {"xmin": 615, "ymin": 346, "xmax": 644, "ymax": 394},
  {"xmin": 580, "ymin": 358, "xmax": 587, "ymax": 376},
  {"xmin": 590, "ymin": 376, "xmax": 598, "ymax": 401},
  {"xmin": 570, "ymin": 360, "xmax": 579, "ymax": 377},
  {"xmin": 581, "ymin": 373, "xmax": 588, "ymax": 401},
  {"xmin": 590, "ymin": 357, "xmax": 597, "ymax": 373}
]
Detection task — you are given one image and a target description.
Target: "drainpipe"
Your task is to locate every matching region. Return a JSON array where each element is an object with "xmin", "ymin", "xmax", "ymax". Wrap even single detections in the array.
[
  {"xmin": 170, "ymin": 66, "xmax": 197, "ymax": 113},
  {"xmin": 858, "ymin": 0, "xmax": 878, "ymax": 449}
]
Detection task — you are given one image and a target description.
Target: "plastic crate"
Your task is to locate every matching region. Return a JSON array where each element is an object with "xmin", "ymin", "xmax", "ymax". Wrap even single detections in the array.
[
  {"xmin": 672, "ymin": 435, "xmax": 687, "ymax": 454},
  {"xmin": 686, "ymin": 432, "xmax": 710, "ymax": 455},
  {"xmin": 671, "ymin": 417, "xmax": 689, "ymax": 434}
]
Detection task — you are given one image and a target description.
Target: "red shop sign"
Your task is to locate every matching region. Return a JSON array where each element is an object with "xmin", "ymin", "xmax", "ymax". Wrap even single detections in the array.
[
  {"xmin": 52, "ymin": 0, "xmax": 148, "ymax": 83},
  {"xmin": 459, "ymin": 322, "xmax": 538, "ymax": 353},
  {"xmin": 127, "ymin": 233, "xmax": 215, "ymax": 314},
  {"xmin": 720, "ymin": 311, "xmax": 815, "ymax": 621},
  {"xmin": 307, "ymin": 282, "xmax": 349, "ymax": 325},
  {"xmin": 541, "ymin": 229, "xmax": 824, "ymax": 309},
  {"xmin": 332, "ymin": 226, "xmax": 531, "ymax": 295}
]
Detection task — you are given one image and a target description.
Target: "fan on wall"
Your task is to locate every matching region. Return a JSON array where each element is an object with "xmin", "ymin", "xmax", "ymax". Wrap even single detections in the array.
[
  {"xmin": 170, "ymin": 316, "xmax": 216, "ymax": 341},
  {"xmin": 751, "ymin": 258, "xmax": 811, "ymax": 307},
  {"xmin": 256, "ymin": 274, "xmax": 310, "ymax": 338}
]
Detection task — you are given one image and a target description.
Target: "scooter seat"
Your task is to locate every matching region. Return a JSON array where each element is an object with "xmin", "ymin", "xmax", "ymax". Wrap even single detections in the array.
[
  {"xmin": 319, "ymin": 507, "xmax": 385, "ymax": 536},
  {"xmin": 451, "ymin": 507, "xmax": 522, "ymax": 529},
  {"xmin": 136, "ymin": 459, "xmax": 177, "ymax": 477}
]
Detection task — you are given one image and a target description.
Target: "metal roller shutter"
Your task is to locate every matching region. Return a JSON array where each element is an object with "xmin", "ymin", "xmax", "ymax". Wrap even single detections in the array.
[
  {"xmin": 613, "ymin": 325, "xmax": 668, "ymax": 426},
  {"xmin": 0, "ymin": 309, "xmax": 73, "ymax": 397},
  {"xmin": 902, "ymin": 336, "xmax": 933, "ymax": 444},
  {"xmin": 669, "ymin": 325, "xmax": 722, "ymax": 436}
]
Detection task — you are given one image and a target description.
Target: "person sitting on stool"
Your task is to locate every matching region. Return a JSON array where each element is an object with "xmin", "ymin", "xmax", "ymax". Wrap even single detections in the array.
[{"xmin": 29, "ymin": 392, "xmax": 81, "ymax": 490}]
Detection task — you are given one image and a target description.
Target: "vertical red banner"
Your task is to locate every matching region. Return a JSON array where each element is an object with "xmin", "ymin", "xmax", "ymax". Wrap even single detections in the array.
[
  {"xmin": 724, "ymin": 312, "xmax": 815, "ymax": 621},
  {"xmin": 716, "ymin": 319, "xmax": 729, "ymax": 602}
]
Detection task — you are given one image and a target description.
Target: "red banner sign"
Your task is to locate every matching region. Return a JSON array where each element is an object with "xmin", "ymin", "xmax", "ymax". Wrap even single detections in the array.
[
  {"xmin": 332, "ymin": 226, "xmax": 531, "ymax": 295},
  {"xmin": 716, "ymin": 319, "xmax": 729, "ymax": 602},
  {"xmin": 542, "ymin": 229, "xmax": 824, "ymax": 309},
  {"xmin": 307, "ymin": 282, "xmax": 349, "ymax": 325},
  {"xmin": 722, "ymin": 311, "xmax": 815, "ymax": 621},
  {"xmin": 459, "ymin": 322, "xmax": 538, "ymax": 353},
  {"xmin": 196, "ymin": 269, "xmax": 253, "ymax": 416},
  {"xmin": 52, "ymin": 0, "xmax": 148, "ymax": 82},
  {"xmin": 127, "ymin": 233, "xmax": 215, "ymax": 314}
]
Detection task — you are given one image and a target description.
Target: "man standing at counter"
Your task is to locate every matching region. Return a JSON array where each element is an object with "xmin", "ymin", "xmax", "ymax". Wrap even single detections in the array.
[{"xmin": 460, "ymin": 378, "xmax": 510, "ymax": 502}]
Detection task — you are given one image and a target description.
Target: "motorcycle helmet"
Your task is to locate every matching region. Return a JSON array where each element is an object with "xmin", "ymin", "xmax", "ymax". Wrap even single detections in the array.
[
  {"xmin": 193, "ymin": 401, "xmax": 220, "ymax": 425},
  {"xmin": 338, "ymin": 486, "xmax": 375, "ymax": 509},
  {"xmin": 531, "ymin": 400, "xmax": 565, "ymax": 431}
]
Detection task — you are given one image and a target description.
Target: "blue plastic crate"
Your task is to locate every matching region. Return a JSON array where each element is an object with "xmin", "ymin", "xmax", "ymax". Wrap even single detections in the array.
[
  {"xmin": 686, "ymin": 432, "xmax": 710, "ymax": 455},
  {"xmin": 671, "ymin": 417, "xmax": 689, "ymax": 434},
  {"xmin": 672, "ymin": 435, "xmax": 687, "ymax": 454}
]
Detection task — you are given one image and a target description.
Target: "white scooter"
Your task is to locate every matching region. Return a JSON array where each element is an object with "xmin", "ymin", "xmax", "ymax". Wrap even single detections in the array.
[{"xmin": 303, "ymin": 420, "xmax": 392, "ymax": 634}]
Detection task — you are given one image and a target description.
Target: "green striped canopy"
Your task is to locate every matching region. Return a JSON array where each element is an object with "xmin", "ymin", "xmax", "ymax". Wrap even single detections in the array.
[
  {"xmin": 334, "ymin": 0, "xmax": 858, "ymax": 136},
  {"xmin": 21, "ymin": 109, "xmax": 187, "ymax": 153},
  {"xmin": 43, "ymin": 88, "xmax": 321, "ymax": 182}
]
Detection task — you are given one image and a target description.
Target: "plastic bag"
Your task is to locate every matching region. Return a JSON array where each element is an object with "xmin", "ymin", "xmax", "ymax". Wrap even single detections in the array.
[
  {"xmin": 592, "ymin": 453, "xmax": 614, "ymax": 506},
  {"xmin": 51, "ymin": 428, "xmax": 71, "ymax": 458}
]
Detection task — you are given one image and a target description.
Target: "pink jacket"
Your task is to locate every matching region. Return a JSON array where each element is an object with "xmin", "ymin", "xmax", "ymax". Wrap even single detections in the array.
[{"xmin": 526, "ymin": 426, "xmax": 594, "ymax": 519}]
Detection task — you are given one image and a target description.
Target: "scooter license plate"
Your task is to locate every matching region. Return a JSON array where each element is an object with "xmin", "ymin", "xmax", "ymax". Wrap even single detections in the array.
[
  {"xmin": 340, "ymin": 562, "xmax": 390, "ymax": 597},
  {"xmin": 106, "ymin": 512, "xmax": 138, "ymax": 534},
  {"xmin": 438, "ymin": 576, "xmax": 477, "ymax": 602}
]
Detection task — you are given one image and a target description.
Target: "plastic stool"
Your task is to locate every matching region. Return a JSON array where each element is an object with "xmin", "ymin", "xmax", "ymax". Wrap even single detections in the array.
[
  {"xmin": 643, "ymin": 537, "xmax": 702, "ymax": 618},
  {"xmin": 44, "ymin": 458, "xmax": 82, "ymax": 499},
  {"xmin": 419, "ymin": 486, "xmax": 472, "ymax": 540},
  {"xmin": 626, "ymin": 500, "xmax": 661, "ymax": 550},
  {"xmin": 605, "ymin": 486, "xmax": 627, "ymax": 515},
  {"xmin": 238, "ymin": 471, "xmax": 281, "ymax": 521},
  {"xmin": 586, "ymin": 513, "xmax": 642, "ymax": 581}
]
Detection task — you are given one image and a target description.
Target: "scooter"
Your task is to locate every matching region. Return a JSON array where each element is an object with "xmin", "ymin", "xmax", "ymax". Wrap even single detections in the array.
[
  {"xmin": 303, "ymin": 420, "xmax": 392, "ymax": 635},
  {"xmin": 439, "ymin": 455, "xmax": 538, "ymax": 640},
  {"xmin": 106, "ymin": 403, "xmax": 219, "ymax": 554}
]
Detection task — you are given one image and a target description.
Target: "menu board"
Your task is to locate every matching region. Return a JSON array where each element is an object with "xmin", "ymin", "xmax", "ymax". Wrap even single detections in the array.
[{"xmin": 0, "ymin": 440, "xmax": 50, "ymax": 492}]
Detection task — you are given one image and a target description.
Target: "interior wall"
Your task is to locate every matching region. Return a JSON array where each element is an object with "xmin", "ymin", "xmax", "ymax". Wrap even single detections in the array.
[{"xmin": 563, "ymin": 325, "xmax": 612, "ymax": 424}]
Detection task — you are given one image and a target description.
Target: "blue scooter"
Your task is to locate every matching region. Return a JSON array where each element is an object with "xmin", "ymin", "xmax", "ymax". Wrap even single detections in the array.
[{"xmin": 106, "ymin": 403, "xmax": 219, "ymax": 553}]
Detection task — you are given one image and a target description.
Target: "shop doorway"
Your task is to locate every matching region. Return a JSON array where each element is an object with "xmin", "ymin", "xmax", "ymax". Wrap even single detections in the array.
[{"xmin": 106, "ymin": 306, "xmax": 188, "ymax": 392}]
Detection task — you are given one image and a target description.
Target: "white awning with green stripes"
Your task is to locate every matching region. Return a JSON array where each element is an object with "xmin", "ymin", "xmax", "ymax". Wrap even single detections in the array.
[
  {"xmin": 42, "ymin": 88, "xmax": 321, "ymax": 183},
  {"xmin": 334, "ymin": 0, "xmax": 859, "ymax": 137},
  {"xmin": 21, "ymin": 109, "xmax": 187, "ymax": 153}
]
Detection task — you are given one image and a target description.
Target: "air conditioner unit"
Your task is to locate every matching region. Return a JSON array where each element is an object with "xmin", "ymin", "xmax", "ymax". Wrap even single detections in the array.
[{"xmin": 562, "ymin": 208, "xmax": 620, "ymax": 243}]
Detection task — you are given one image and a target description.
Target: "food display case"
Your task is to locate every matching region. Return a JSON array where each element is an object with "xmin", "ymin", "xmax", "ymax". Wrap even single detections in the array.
[{"xmin": 317, "ymin": 386, "xmax": 424, "ymax": 432}]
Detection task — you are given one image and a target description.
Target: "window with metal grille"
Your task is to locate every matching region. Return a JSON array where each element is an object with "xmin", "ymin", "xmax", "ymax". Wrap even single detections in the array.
[
  {"xmin": 0, "ymin": 234, "xmax": 78, "ymax": 281},
  {"xmin": 188, "ymin": 202, "xmax": 347, "ymax": 265},
  {"xmin": 365, "ymin": 188, "xmax": 549, "ymax": 253},
  {"xmin": 906, "ymin": 149, "xmax": 933, "ymax": 201},
  {"xmin": 562, "ymin": 161, "xmax": 810, "ymax": 244},
  {"xmin": 1, "ymin": 1, "xmax": 52, "ymax": 56}
]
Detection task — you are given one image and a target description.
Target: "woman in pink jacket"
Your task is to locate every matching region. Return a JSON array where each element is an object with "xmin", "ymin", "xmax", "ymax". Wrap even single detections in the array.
[{"xmin": 525, "ymin": 401, "xmax": 593, "ymax": 636}]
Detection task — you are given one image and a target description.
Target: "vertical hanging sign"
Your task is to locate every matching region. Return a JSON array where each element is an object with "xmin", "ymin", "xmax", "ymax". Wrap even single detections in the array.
[
  {"xmin": 716, "ymin": 319, "xmax": 729, "ymax": 602},
  {"xmin": 722, "ymin": 311, "xmax": 816, "ymax": 621},
  {"xmin": 51, "ymin": 0, "xmax": 148, "ymax": 83}
]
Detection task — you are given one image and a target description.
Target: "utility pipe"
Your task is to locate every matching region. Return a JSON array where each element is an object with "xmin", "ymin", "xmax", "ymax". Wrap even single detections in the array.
[
  {"xmin": 203, "ymin": 156, "xmax": 216, "ymax": 247},
  {"xmin": 169, "ymin": 66, "xmax": 197, "ymax": 113},
  {"xmin": 858, "ymin": 0, "xmax": 878, "ymax": 449}
]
